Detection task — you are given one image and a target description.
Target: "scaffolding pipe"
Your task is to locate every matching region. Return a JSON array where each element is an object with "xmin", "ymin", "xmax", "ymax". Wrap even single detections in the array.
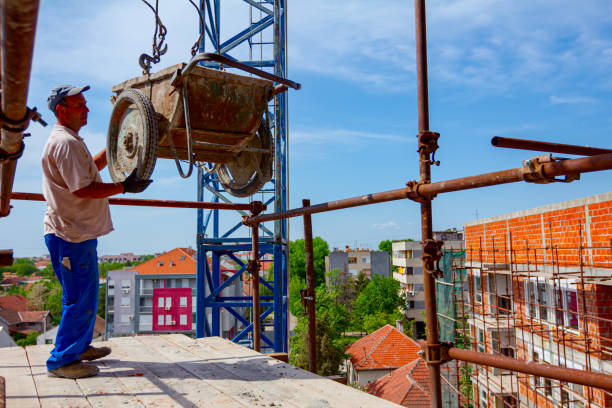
[
  {"xmin": 302, "ymin": 199, "xmax": 317, "ymax": 374},
  {"xmin": 491, "ymin": 136, "xmax": 612, "ymax": 156},
  {"xmin": 0, "ymin": 0, "xmax": 40, "ymax": 216},
  {"xmin": 414, "ymin": 1, "xmax": 442, "ymax": 407},
  {"xmin": 447, "ymin": 347, "xmax": 612, "ymax": 393},
  {"xmin": 244, "ymin": 152, "xmax": 612, "ymax": 226},
  {"xmin": 10, "ymin": 192, "xmax": 258, "ymax": 211},
  {"xmin": 250, "ymin": 220, "xmax": 261, "ymax": 352}
]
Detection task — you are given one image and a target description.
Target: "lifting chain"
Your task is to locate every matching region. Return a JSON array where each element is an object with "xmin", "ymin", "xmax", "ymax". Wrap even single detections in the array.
[
  {"xmin": 422, "ymin": 239, "xmax": 444, "ymax": 278},
  {"xmin": 186, "ymin": 0, "xmax": 205, "ymax": 57},
  {"xmin": 139, "ymin": 0, "xmax": 168, "ymax": 74}
]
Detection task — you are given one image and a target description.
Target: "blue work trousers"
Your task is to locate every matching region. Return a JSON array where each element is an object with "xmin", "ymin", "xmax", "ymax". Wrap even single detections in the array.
[{"xmin": 44, "ymin": 234, "xmax": 99, "ymax": 370}]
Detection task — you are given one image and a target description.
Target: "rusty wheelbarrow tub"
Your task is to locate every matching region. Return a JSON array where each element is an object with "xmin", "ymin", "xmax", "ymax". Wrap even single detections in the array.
[{"xmin": 106, "ymin": 53, "xmax": 300, "ymax": 197}]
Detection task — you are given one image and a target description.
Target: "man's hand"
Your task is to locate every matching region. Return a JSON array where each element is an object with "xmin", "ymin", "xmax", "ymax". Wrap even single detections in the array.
[{"xmin": 121, "ymin": 168, "xmax": 153, "ymax": 194}]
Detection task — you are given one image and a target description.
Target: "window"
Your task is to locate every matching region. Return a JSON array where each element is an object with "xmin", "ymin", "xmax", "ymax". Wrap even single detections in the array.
[
  {"xmin": 158, "ymin": 297, "xmax": 164, "ymax": 308},
  {"xmin": 158, "ymin": 315, "xmax": 164, "ymax": 325},
  {"xmin": 538, "ymin": 282, "xmax": 548, "ymax": 320},
  {"xmin": 165, "ymin": 315, "xmax": 173, "ymax": 325},
  {"xmin": 180, "ymin": 256, "xmax": 185, "ymax": 261},
  {"xmin": 169, "ymin": 260, "xmax": 175, "ymax": 266},
  {"xmin": 480, "ymin": 389, "xmax": 488, "ymax": 408},
  {"xmin": 348, "ymin": 258, "xmax": 356, "ymax": 264},
  {"xmin": 555, "ymin": 289, "xmax": 565, "ymax": 325},
  {"xmin": 362, "ymin": 257, "xmax": 369, "ymax": 263},
  {"xmin": 157, "ymin": 261, "xmax": 164, "ymax": 266},
  {"xmin": 121, "ymin": 297, "xmax": 130, "ymax": 307},
  {"xmin": 180, "ymin": 297, "xmax": 188, "ymax": 307},
  {"xmin": 474, "ymin": 274, "xmax": 483, "ymax": 304},
  {"xmin": 348, "ymin": 269, "xmax": 358, "ymax": 276},
  {"xmin": 165, "ymin": 297, "xmax": 172, "ymax": 308},
  {"xmin": 544, "ymin": 378, "xmax": 552, "ymax": 396},
  {"xmin": 182, "ymin": 278, "xmax": 190, "ymax": 288},
  {"xmin": 121, "ymin": 279, "xmax": 131, "ymax": 289},
  {"xmin": 108, "ymin": 279, "xmax": 115, "ymax": 288},
  {"xmin": 120, "ymin": 315, "xmax": 130, "ymax": 324},
  {"xmin": 180, "ymin": 314, "xmax": 187, "ymax": 325},
  {"xmin": 565, "ymin": 290, "xmax": 579, "ymax": 329},
  {"xmin": 477, "ymin": 329, "xmax": 485, "ymax": 353}
]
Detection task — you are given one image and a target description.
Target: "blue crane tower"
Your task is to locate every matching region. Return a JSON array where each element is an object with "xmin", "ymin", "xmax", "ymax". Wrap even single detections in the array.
[{"xmin": 195, "ymin": 0, "xmax": 290, "ymax": 353}]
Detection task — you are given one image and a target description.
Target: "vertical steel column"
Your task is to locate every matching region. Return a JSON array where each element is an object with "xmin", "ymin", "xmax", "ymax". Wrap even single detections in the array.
[
  {"xmin": 414, "ymin": 1, "xmax": 443, "ymax": 407},
  {"xmin": 251, "ymin": 222, "xmax": 261, "ymax": 352},
  {"xmin": 302, "ymin": 199, "xmax": 317, "ymax": 374}
]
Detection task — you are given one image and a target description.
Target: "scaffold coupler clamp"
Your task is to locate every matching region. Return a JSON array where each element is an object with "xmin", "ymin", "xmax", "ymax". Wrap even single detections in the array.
[
  {"xmin": 405, "ymin": 180, "xmax": 437, "ymax": 203},
  {"xmin": 420, "ymin": 342, "xmax": 453, "ymax": 366},
  {"xmin": 0, "ymin": 141, "xmax": 25, "ymax": 164},
  {"xmin": 246, "ymin": 259, "xmax": 260, "ymax": 278},
  {"xmin": 417, "ymin": 131, "xmax": 440, "ymax": 166},
  {"xmin": 521, "ymin": 154, "xmax": 580, "ymax": 184},
  {"xmin": 0, "ymin": 106, "xmax": 47, "ymax": 133},
  {"xmin": 422, "ymin": 239, "xmax": 444, "ymax": 278}
]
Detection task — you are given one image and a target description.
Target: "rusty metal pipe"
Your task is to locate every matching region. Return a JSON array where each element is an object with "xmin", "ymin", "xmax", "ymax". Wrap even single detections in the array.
[
  {"xmin": 0, "ymin": 0, "xmax": 41, "ymax": 216},
  {"xmin": 251, "ymin": 222, "xmax": 261, "ymax": 352},
  {"xmin": 448, "ymin": 347, "xmax": 612, "ymax": 392},
  {"xmin": 302, "ymin": 199, "xmax": 317, "ymax": 374},
  {"xmin": 415, "ymin": 1, "xmax": 442, "ymax": 406},
  {"xmin": 492, "ymin": 136, "xmax": 612, "ymax": 156},
  {"xmin": 244, "ymin": 152, "xmax": 612, "ymax": 226},
  {"xmin": 10, "ymin": 192, "xmax": 257, "ymax": 211}
]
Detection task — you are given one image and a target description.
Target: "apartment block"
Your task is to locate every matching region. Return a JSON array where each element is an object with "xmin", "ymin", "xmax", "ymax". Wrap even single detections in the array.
[
  {"xmin": 462, "ymin": 192, "xmax": 612, "ymax": 408},
  {"xmin": 325, "ymin": 249, "xmax": 390, "ymax": 283},
  {"xmin": 392, "ymin": 230, "xmax": 463, "ymax": 336}
]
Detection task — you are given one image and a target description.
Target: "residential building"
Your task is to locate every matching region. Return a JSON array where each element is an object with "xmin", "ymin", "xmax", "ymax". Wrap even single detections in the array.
[
  {"xmin": 37, "ymin": 315, "xmax": 105, "ymax": 345},
  {"xmin": 105, "ymin": 247, "xmax": 243, "ymax": 340},
  {"xmin": 345, "ymin": 324, "xmax": 421, "ymax": 387},
  {"xmin": 392, "ymin": 230, "xmax": 463, "ymax": 337},
  {"xmin": 462, "ymin": 192, "xmax": 612, "ymax": 408},
  {"xmin": 99, "ymin": 252, "xmax": 146, "ymax": 264},
  {"xmin": 325, "ymin": 248, "xmax": 390, "ymax": 285},
  {"xmin": 0, "ymin": 326, "xmax": 16, "ymax": 347},
  {"xmin": 0, "ymin": 294, "xmax": 51, "ymax": 338}
]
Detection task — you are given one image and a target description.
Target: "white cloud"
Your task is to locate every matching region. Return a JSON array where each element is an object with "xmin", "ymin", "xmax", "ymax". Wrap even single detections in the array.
[
  {"xmin": 291, "ymin": 128, "xmax": 414, "ymax": 146},
  {"xmin": 550, "ymin": 96, "xmax": 597, "ymax": 105},
  {"xmin": 372, "ymin": 221, "xmax": 399, "ymax": 230}
]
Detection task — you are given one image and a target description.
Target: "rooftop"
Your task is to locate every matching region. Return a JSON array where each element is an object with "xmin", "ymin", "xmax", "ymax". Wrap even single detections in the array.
[
  {"xmin": 345, "ymin": 324, "xmax": 422, "ymax": 370},
  {"xmin": 368, "ymin": 358, "xmax": 431, "ymax": 407}
]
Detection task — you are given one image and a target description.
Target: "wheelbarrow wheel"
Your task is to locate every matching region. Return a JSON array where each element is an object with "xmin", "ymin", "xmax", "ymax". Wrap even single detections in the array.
[
  {"xmin": 216, "ymin": 119, "xmax": 273, "ymax": 197},
  {"xmin": 106, "ymin": 88, "xmax": 158, "ymax": 183}
]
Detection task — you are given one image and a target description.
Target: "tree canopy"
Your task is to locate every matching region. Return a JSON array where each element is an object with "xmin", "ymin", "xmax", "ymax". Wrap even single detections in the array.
[{"xmin": 289, "ymin": 237, "xmax": 329, "ymax": 288}]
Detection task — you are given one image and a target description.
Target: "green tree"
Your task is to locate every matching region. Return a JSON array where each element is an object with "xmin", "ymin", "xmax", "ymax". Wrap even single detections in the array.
[
  {"xmin": 362, "ymin": 310, "xmax": 404, "ymax": 334},
  {"xmin": 15, "ymin": 331, "xmax": 41, "ymax": 347},
  {"xmin": 288, "ymin": 274, "xmax": 306, "ymax": 317},
  {"xmin": 378, "ymin": 240, "xmax": 392, "ymax": 258},
  {"xmin": 98, "ymin": 285, "xmax": 106, "ymax": 318},
  {"xmin": 352, "ymin": 272, "xmax": 370, "ymax": 297},
  {"xmin": 289, "ymin": 284, "xmax": 350, "ymax": 375},
  {"xmin": 353, "ymin": 276, "xmax": 403, "ymax": 331},
  {"xmin": 289, "ymin": 237, "xmax": 329, "ymax": 287}
]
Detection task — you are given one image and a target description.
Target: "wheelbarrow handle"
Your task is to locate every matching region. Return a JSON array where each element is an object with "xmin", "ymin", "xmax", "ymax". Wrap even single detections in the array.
[{"xmin": 176, "ymin": 53, "xmax": 301, "ymax": 90}]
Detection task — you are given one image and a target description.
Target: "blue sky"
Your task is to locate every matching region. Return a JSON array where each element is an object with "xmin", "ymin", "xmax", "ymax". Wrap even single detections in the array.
[{"xmin": 2, "ymin": 0, "xmax": 612, "ymax": 257}]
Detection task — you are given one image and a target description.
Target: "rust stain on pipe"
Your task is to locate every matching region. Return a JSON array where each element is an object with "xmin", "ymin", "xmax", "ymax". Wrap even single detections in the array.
[
  {"xmin": 448, "ymin": 347, "xmax": 612, "ymax": 392},
  {"xmin": 0, "ymin": 0, "xmax": 41, "ymax": 216},
  {"xmin": 10, "ymin": 192, "xmax": 257, "ymax": 211}
]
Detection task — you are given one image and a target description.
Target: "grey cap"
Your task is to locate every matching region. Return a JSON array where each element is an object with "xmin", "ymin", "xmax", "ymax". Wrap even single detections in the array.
[{"xmin": 47, "ymin": 85, "xmax": 90, "ymax": 113}]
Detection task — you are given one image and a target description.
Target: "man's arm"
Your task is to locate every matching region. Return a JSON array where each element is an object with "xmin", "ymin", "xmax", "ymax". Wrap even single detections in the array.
[
  {"xmin": 93, "ymin": 148, "xmax": 107, "ymax": 171},
  {"xmin": 74, "ymin": 181, "xmax": 123, "ymax": 199}
]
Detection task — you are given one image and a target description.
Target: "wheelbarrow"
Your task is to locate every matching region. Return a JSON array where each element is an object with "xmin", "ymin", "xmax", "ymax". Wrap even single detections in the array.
[{"xmin": 106, "ymin": 53, "xmax": 300, "ymax": 197}]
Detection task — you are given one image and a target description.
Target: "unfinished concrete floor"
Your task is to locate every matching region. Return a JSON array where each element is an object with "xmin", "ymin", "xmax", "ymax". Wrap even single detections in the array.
[{"xmin": 0, "ymin": 334, "xmax": 401, "ymax": 407}]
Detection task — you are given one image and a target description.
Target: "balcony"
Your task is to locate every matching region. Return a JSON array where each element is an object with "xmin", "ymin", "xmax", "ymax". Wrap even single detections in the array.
[
  {"xmin": 393, "ymin": 271, "xmax": 424, "ymax": 285},
  {"xmin": 140, "ymin": 288, "xmax": 153, "ymax": 296},
  {"xmin": 139, "ymin": 306, "xmax": 153, "ymax": 313},
  {"xmin": 393, "ymin": 257, "xmax": 423, "ymax": 268}
]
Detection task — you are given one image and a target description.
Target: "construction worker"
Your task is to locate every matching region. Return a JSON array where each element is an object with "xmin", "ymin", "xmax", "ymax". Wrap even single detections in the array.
[{"xmin": 42, "ymin": 85, "xmax": 152, "ymax": 378}]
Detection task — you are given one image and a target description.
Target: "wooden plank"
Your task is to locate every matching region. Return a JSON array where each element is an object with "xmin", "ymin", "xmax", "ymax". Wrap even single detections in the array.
[
  {"xmin": 175, "ymin": 335, "xmax": 402, "ymax": 408},
  {"xmin": 0, "ymin": 346, "xmax": 39, "ymax": 408},
  {"xmin": 25, "ymin": 344, "xmax": 91, "ymax": 408},
  {"xmin": 73, "ymin": 341, "xmax": 144, "ymax": 408},
  {"xmin": 134, "ymin": 335, "xmax": 300, "ymax": 408},
  {"xmin": 106, "ymin": 336, "xmax": 248, "ymax": 408}
]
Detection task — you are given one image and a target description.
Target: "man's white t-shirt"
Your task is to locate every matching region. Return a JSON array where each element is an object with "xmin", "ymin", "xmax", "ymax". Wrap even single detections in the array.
[{"xmin": 41, "ymin": 124, "xmax": 113, "ymax": 243}]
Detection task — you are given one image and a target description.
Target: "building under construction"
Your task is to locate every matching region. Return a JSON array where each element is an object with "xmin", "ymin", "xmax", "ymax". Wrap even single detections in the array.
[{"xmin": 440, "ymin": 192, "xmax": 612, "ymax": 408}]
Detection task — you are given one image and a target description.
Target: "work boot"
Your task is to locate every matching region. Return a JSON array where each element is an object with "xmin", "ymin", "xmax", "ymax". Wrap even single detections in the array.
[
  {"xmin": 78, "ymin": 346, "xmax": 112, "ymax": 361},
  {"xmin": 48, "ymin": 361, "xmax": 99, "ymax": 379}
]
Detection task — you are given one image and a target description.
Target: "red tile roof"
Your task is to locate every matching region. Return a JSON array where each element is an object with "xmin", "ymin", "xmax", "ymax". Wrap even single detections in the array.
[
  {"xmin": 130, "ymin": 248, "xmax": 196, "ymax": 275},
  {"xmin": 368, "ymin": 358, "xmax": 431, "ymax": 407},
  {"xmin": 19, "ymin": 311, "xmax": 49, "ymax": 323},
  {"xmin": 0, "ymin": 309, "xmax": 21, "ymax": 325},
  {"xmin": 0, "ymin": 294, "xmax": 30, "ymax": 311},
  {"xmin": 345, "ymin": 324, "xmax": 422, "ymax": 370}
]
